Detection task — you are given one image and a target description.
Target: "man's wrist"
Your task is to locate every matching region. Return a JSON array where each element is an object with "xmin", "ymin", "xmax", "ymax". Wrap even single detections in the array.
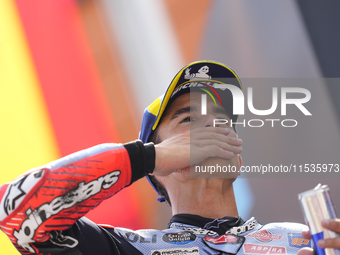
[
  {"xmin": 144, "ymin": 142, "xmax": 155, "ymax": 174},
  {"xmin": 123, "ymin": 140, "xmax": 155, "ymax": 183}
]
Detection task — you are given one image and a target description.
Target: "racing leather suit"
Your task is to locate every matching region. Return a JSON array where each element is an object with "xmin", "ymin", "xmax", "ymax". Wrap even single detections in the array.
[{"xmin": 0, "ymin": 141, "xmax": 311, "ymax": 255}]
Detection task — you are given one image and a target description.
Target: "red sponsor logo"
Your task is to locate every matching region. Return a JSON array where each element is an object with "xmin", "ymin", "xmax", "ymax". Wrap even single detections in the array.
[
  {"xmin": 247, "ymin": 230, "xmax": 282, "ymax": 242},
  {"xmin": 204, "ymin": 235, "xmax": 238, "ymax": 244},
  {"xmin": 244, "ymin": 244, "xmax": 286, "ymax": 254}
]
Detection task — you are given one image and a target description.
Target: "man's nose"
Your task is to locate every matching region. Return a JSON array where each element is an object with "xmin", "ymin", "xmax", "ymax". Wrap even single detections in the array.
[
  {"xmin": 201, "ymin": 113, "xmax": 233, "ymax": 130},
  {"xmin": 202, "ymin": 113, "xmax": 217, "ymax": 127}
]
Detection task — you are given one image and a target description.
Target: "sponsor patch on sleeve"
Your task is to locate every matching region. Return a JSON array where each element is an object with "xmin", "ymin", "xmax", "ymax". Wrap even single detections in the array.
[
  {"xmin": 0, "ymin": 169, "xmax": 46, "ymax": 222},
  {"xmin": 0, "ymin": 169, "xmax": 120, "ymax": 253}
]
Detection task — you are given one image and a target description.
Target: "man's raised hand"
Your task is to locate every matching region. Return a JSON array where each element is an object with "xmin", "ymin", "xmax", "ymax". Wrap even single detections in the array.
[{"xmin": 152, "ymin": 127, "xmax": 242, "ymax": 176}]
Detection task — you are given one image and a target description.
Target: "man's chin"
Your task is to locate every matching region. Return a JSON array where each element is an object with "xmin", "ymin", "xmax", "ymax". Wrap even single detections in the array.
[{"xmin": 190, "ymin": 157, "xmax": 240, "ymax": 179}]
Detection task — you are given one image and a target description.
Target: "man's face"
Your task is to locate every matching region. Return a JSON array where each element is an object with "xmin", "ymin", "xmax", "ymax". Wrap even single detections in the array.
[
  {"xmin": 156, "ymin": 92, "xmax": 240, "ymax": 178},
  {"xmin": 157, "ymin": 92, "xmax": 233, "ymax": 141}
]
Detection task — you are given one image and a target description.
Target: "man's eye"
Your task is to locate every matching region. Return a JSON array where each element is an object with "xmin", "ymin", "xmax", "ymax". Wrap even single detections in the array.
[{"xmin": 180, "ymin": 116, "xmax": 190, "ymax": 123}]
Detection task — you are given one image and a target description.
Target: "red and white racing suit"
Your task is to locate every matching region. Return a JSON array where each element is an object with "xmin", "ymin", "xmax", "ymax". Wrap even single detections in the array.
[{"xmin": 0, "ymin": 141, "xmax": 312, "ymax": 255}]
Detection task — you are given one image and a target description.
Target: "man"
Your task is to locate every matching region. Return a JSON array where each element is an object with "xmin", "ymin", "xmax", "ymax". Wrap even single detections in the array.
[{"xmin": 0, "ymin": 60, "xmax": 339, "ymax": 254}]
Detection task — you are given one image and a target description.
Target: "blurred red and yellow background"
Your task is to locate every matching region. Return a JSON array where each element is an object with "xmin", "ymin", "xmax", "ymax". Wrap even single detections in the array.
[
  {"xmin": 0, "ymin": 0, "xmax": 211, "ymax": 253},
  {"xmin": 2, "ymin": 0, "xmax": 340, "ymax": 254}
]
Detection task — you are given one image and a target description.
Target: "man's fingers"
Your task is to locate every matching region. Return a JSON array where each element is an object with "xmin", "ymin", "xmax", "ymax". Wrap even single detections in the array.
[
  {"xmin": 322, "ymin": 219, "xmax": 340, "ymax": 233},
  {"xmin": 301, "ymin": 230, "xmax": 312, "ymax": 240},
  {"xmin": 300, "ymin": 220, "xmax": 340, "ymax": 250},
  {"xmin": 191, "ymin": 128, "xmax": 242, "ymax": 159},
  {"xmin": 153, "ymin": 127, "xmax": 242, "ymax": 175},
  {"xmin": 194, "ymin": 127, "xmax": 237, "ymax": 139},
  {"xmin": 192, "ymin": 130, "xmax": 243, "ymax": 147},
  {"xmin": 196, "ymin": 126, "xmax": 231, "ymax": 135},
  {"xmin": 297, "ymin": 248, "xmax": 313, "ymax": 255},
  {"xmin": 318, "ymin": 238, "xmax": 340, "ymax": 249},
  {"xmin": 206, "ymin": 145, "xmax": 235, "ymax": 159},
  {"xmin": 311, "ymin": 219, "xmax": 340, "ymax": 249},
  {"xmin": 194, "ymin": 139, "xmax": 242, "ymax": 154}
]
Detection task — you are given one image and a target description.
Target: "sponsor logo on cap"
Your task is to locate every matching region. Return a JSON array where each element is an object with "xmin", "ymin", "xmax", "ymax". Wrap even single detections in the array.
[
  {"xmin": 171, "ymin": 81, "xmax": 227, "ymax": 99},
  {"xmin": 184, "ymin": 66, "xmax": 211, "ymax": 80}
]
